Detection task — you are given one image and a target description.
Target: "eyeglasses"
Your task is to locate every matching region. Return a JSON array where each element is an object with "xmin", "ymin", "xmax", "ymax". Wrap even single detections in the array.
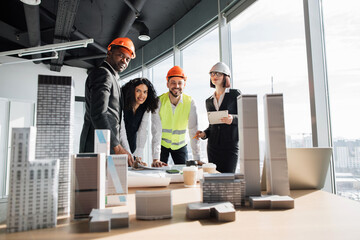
[{"xmin": 210, "ymin": 72, "xmax": 224, "ymax": 77}]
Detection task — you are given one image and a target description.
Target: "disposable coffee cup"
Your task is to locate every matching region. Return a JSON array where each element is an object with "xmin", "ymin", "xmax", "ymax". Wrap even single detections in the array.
[
  {"xmin": 202, "ymin": 163, "xmax": 217, "ymax": 173},
  {"xmin": 182, "ymin": 166, "xmax": 198, "ymax": 187}
]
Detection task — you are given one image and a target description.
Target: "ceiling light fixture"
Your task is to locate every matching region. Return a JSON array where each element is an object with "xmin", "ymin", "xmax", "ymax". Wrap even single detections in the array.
[
  {"xmin": 138, "ymin": 25, "xmax": 150, "ymax": 41},
  {"xmin": 133, "ymin": 21, "xmax": 150, "ymax": 41},
  {"xmin": 0, "ymin": 38, "xmax": 93, "ymax": 66},
  {"xmin": 0, "ymin": 52, "xmax": 58, "ymax": 66}
]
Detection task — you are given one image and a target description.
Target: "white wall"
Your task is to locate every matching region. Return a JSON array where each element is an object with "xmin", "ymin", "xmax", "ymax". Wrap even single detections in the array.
[
  {"xmin": 0, "ymin": 56, "xmax": 87, "ymax": 101},
  {"xmin": 0, "ymin": 56, "xmax": 88, "ymax": 199}
]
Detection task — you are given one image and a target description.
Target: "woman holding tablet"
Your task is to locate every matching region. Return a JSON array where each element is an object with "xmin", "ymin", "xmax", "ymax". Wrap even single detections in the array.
[{"xmin": 194, "ymin": 62, "xmax": 241, "ymax": 173}]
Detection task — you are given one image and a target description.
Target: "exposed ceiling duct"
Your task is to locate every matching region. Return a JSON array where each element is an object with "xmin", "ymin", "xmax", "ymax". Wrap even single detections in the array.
[
  {"xmin": 63, "ymin": 0, "xmax": 148, "ymax": 66},
  {"xmin": 117, "ymin": 0, "xmax": 147, "ymax": 38},
  {"xmin": 22, "ymin": 0, "xmax": 41, "ymax": 62}
]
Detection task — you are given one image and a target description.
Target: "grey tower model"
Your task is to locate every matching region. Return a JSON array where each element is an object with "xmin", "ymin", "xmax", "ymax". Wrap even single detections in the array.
[
  {"xmin": 7, "ymin": 127, "xmax": 59, "ymax": 232},
  {"xmin": 237, "ymin": 95, "xmax": 261, "ymax": 196},
  {"xmin": 35, "ymin": 75, "xmax": 74, "ymax": 216},
  {"xmin": 71, "ymin": 153, "xmax": 106, "ymax": 219},
  {"xmin": 263, "ymin": 94, "xmax": 290, "ymax": 196}
]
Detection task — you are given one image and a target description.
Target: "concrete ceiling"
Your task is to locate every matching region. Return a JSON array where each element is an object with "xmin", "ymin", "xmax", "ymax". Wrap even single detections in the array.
[{"xmin": 0, "ymin": 0, "xmax": 201, "ymax": 71}]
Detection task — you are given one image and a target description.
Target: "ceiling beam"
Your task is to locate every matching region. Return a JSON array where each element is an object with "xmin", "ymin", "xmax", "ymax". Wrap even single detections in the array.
[
  {"xmin": 0, "ymin": 21, "xmax": 29, "ymax": 48},
  {"xmin": 64, "ymin": 53, "xmax": 106, "ymax": 62}
]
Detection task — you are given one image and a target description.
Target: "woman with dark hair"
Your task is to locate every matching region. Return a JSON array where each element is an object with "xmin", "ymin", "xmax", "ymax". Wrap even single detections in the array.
[
  {"xmin": 122, "ymin": 78, "xmax": 159, "ymax": 161},
  {"xmin": 194, "ymin": 62, "xmax": 241, "ymax": 173}
]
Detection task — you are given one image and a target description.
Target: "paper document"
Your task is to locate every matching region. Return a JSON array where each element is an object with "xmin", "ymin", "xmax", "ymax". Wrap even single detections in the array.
[
  {"xmin": 128, "ymin": 171, "xmax": 171, "ymax": 187},
  {"xmin": 208, "ymin": 110, "xmax": 228, "ymax": 124}
]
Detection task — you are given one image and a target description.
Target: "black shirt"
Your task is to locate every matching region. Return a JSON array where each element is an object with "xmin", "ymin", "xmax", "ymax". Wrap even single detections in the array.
[{"xmin": 124, "ymin": 105, "xmax": 146, "ymax": 153}]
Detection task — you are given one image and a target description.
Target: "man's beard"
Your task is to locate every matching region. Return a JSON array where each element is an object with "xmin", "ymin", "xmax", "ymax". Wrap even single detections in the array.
[{"xmin": 169, "ymin": 88, "xmax": 181, "ymax": 97}]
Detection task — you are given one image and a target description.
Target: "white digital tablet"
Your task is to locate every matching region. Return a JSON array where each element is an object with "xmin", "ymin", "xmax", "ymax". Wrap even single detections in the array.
[{"xmin": 207, "ymin": 110, "xmax": 228, "ymax": 124}]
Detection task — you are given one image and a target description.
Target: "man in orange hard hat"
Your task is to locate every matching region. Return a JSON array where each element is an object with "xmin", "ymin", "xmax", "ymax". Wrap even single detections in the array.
[
  {"xmin": 80, "ymin": 37, "xmax": 135, "ymax": 166},
  {"xmin": 151, "ymin": 66, "xmax": 201, "ymax": 167}
]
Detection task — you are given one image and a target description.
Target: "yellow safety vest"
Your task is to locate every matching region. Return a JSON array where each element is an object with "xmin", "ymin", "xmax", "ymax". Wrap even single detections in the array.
[{"xmin": 159, "ymin": 92, "xmax": 191, "ymax": 150}]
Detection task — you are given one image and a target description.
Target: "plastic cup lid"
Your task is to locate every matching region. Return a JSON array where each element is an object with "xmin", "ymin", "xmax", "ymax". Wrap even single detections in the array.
[
  {"xmin": 182, "ymin": 166, "xmax": 198, "ymax": 171},
  {"xmin": 203, "ymin": 163, "xmax": 216, "ymax": 168}
]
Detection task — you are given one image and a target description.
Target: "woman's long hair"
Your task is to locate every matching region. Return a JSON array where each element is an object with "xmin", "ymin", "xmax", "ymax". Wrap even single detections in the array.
[{"xmin": 122, "ymin": 78, "xmax": 159, "ymax": 113}]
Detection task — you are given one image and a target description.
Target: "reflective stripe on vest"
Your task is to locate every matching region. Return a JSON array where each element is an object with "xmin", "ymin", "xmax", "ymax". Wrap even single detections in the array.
[{"xmin": 159, "ymin": 92, "xmax": 191, "ymax": 150}]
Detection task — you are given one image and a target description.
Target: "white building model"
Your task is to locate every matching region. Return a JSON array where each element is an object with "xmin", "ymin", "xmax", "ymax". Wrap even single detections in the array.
[
  {"xmin": 106, "ymin": 154, "xmax": 128, "ymax": 206},
  {"xmin": 35, "ymin": 75, "xmax": 74, "ymax": 216},
  {"xmin": 7, "ymin": 127, "xmax": 59, "ymax": 233}
]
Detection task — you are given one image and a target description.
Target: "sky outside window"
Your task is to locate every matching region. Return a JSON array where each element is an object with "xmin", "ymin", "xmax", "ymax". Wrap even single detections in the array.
[{"xmin": 230, "ymin": 0, "xmax": 312, "ymax": 154}]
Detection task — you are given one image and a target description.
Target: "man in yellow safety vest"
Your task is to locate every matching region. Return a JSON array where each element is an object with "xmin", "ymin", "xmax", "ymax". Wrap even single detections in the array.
[{"xmin": 151, "ymin": 66, "xmax": 200, "ymax": 167}]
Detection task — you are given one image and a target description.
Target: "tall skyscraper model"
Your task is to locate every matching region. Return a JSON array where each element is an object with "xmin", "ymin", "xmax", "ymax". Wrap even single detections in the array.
[
  {"xmin": 264, "ymin": 94, "xmax": 290, "ymax": 196},
  {"xmin": 7, "ymin": 127, "xmax": 59, "ymax": 232},
  {"xmin": 35, "ymin": 75, "xmax": 74, "ymax": 215},
  {"xmin": 237, "ymin": 95, "xmax": 261, "ymax": 196}
]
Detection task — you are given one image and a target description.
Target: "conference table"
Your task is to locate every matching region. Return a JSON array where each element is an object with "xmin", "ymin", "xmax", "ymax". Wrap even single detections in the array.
[{"xmin": 1, "ymin": 183, "xmax": 360, "ymax": 240}]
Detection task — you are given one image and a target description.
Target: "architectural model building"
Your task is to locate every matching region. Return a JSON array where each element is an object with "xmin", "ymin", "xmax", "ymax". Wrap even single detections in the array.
[
  {"xmin": 106, "ymin": 154, "xmax": 128, "ymax": 206},
  {"xmin": 7, "ymin": 127, "xmax": 59, "ymax": 233},
  {"xmin": 135, "ymin": 190, "xmax": 172, "ymax": 220},
  {"xmin": 71, "ymin": 153, "xmax": 106, "ymax": 219},
  {"xmin": 89, "ymin": 209, "xmax": 129, "ymax": 232},
  {"xmin": 35, "ymin": 75, "xmax": 74, "ymax": 216},
  {"xmin": 263, "ymin": 94, "xmax": 290, "ymax": 196},
  {"xmin": 237, "ymin": 95, "xmax": 261, "ymax": 197},
  {"xmin": 201, "ymin": 173, "xmax": 246, "ymax": 208},
  {"xmin": 95, "ymin": 129, "xmax": 110, "ymax": 155},
  {"xmin": 249, "ymin": 195, "xmax": 294, "ymax": 209},
  {"xmin": 186, "ymin": 202, "xmax": 235, "ymax": 222}
]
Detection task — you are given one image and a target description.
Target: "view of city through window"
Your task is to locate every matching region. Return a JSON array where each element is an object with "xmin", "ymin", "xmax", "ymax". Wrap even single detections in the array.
[{"xmin": 323, "ymin": 0, "xmax": 360, "ymax": 201}]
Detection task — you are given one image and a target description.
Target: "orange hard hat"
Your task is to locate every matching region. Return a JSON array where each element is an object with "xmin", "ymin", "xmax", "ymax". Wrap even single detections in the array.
[
  {"xmin": 107, "ymin": 37, "xmax": 136, "ymax": 59},
  {"xmin": 166, "ymin": 66, "xmax": 187, "ymax": 81}
]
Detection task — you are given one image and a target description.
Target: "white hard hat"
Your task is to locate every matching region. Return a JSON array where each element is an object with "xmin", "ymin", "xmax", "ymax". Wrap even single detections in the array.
[{"xmin": 209, "ymin": 62, "xmax": 231, "ymax": 77}]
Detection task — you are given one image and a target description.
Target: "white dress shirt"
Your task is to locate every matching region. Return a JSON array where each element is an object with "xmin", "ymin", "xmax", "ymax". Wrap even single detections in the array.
[{"xmin": 212, "ymin": 88, "xmax": 230, "ymax": 111}]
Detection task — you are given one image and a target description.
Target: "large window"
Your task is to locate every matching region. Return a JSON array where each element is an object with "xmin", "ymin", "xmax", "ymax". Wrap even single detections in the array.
[
  {"xmin": 230, "ymin": 0, "xmax": 312, "ymax": 165},
  {"xmin": 149, "ymin": 55, "xmax": 174, "ymax": 96},
  {"xmin": 323, "ymin": 0, "xmax": 360, "ymax": 201},
  {"xmin": 0, "ymin": 99, "xmax": 35, "ymax": 198},
  {"xmin": 182, "ymin": 26, "xmax": 219, "ymax": 161},
  {"xmin": 120, "ymin": 72, "xmax": 141, "ymax": 86}
]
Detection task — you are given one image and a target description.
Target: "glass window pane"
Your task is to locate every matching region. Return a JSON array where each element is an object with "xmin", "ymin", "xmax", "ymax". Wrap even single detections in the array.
[
  {"xmin": 323, "ymin": 0, "xmax": 360, "ymax": 201},
  {"xmin": 231, "ymin": 0, "xmax": 312, "ymax": 165},
  {"xmin": 120, "ymin": 72, "xmax": 141, "ymax": 86},
  {"xmin": 150, "ymin": 55, "xmax": 174, "ymax": 96},
  {"xmin": 182, "ymin": 27, "xmax": 219, "ymax": 161}
]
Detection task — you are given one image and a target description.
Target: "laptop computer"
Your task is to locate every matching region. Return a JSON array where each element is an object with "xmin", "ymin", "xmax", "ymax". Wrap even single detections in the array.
[{"xmin": 261, "ymin": 147, "xmax": 333, "ymax": 190}]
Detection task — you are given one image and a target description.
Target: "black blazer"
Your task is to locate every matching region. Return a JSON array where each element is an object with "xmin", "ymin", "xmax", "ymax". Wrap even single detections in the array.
[
  {"xmin": 79, "ymin": 62, "xmax": 123, "ymax": 154},
  {"xmin": 204, "ymin": 89, "xmax": 241, "ymax": 148}
]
